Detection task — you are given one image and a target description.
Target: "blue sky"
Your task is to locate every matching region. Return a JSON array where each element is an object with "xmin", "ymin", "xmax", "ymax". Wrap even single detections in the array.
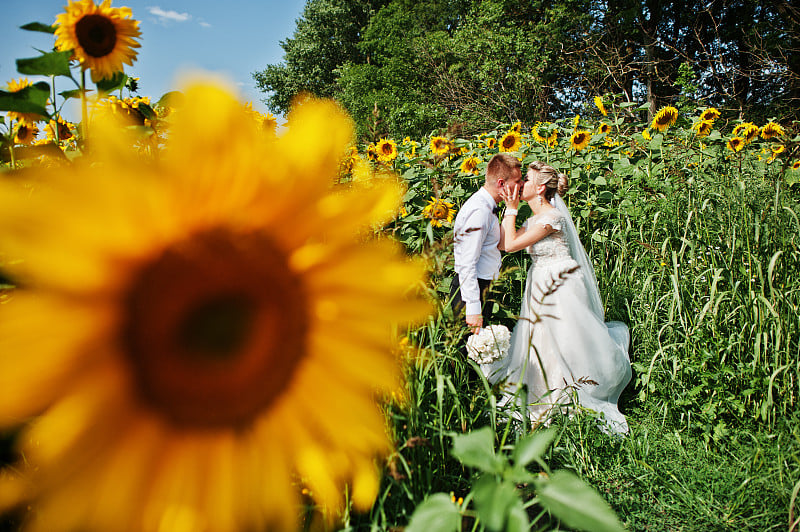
[{"xmin": 1, "ymin": 0, "xmax": 307, "ymax": 121}]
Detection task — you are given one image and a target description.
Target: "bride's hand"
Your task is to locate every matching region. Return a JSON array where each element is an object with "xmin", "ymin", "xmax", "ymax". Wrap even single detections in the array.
[{"xmin": 501, "ymin": 183, "xmax": 521, "ymax": 209}]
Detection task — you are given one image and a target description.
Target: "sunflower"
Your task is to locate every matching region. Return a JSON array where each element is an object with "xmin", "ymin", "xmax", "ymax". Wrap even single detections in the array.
[
  {"xmin": 13, "ymin": 121, "xmax": 39, "ymax": 145},
  {"xmin": 792, "ymin": 160, "xmax": 800, "ymax": 170},
  {"xmin": 422, "ymin": 197, "xmax": 455, "ymax": 227},
  {"xmin": 761, "ymin": 122, "xmax": 785, "ymax": 139},
  {"xmin": 727, "ymin": 136, "xmax": 745, "ymax": 152},
  {"xmin": 531, "ymin": 124, "xmax": 546, "ymax": 143},
  {"xmin": 594, "ymin": 96, "xmax": 607, "ymax": 116},
  {"xmin": 572, "ymin": 115, "xmax": 580, "ymax": 128},
  {"xmin": 546, "ymin": 130, "xmax": 557, "ymax": 147},
  {"xmin": 429, "ymin": 136, "xmax": 452, "ymax": 156},
  {"xmin": 509, "ymin": 121, "xmax": 522, "ymax": 134},
  {"xmin": 54, "ymin": 0, "xmax": 142, "ymax": 83},
  {"xmin": 375, "ymin": 138, "xmax": 398, "ymax": 163},
  {"xmin": 0, "ymin": 83, "xmax": 429, "ymax": 531},
  {"xmin": 771, "ymin": 144, "xmax": 785, "ymax": 155},
  {"xmin": 484, "ymin": 137, "xmax": 497, "ymax": 149},
  {"xmin": 698, "ymin": 107, "xmax": 720, "ymax": 122},
  {"xmin": 692, "ymin": 120, "xmax": 714, "ymax": 138},
  {"xmin": 499, "ymin": 131, "xmax": 521, "ymax": 152},
  {"xmin": 569, "ymin": 130, "xmax": 592, "ymax": 151},
  {"xmin": 46, "ymin": 116, "xmax": 75, "ymax": 142},
  {"xmin": 732, "ymin": 122, "xmax": 760, "ymax": 143},
  {"xmin": 459, "ymin": 155, "xmax": 481, "ymax": 175},
  {"xmin": 5, "ymin": 78, "xmax": 46, "ymax": 123},
  {"xmin": 650, "ymin": 106, "xmax": 679, "ymax": 131},
  {"xmin": 642, "ymin": 129, "xmax": 652, "ymax": 141},
  {"xmin": 598, "ymin": 122, "xmax": 611, "ymax": 135}
]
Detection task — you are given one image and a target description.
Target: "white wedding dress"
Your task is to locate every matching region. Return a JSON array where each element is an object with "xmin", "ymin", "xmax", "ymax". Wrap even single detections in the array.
[{"xmin": 484, "ymin": 196, "xmax": 631, "ymax": 434}]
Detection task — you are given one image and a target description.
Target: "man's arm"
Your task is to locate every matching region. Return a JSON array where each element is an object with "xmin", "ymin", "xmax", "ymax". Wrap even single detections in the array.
[{"xmin": 454, "ymin": 211, "xmax": 486, "ymax": 332}]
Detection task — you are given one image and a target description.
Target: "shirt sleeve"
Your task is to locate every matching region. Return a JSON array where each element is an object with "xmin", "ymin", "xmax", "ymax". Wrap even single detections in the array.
[{"xmin": 454, "ymin": 209, "xmax": 486, "ymax": 316}]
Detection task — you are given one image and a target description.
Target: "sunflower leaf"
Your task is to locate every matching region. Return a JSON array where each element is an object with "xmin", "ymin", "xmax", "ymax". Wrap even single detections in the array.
[
  {"xmin": 95, "ymin": 72, "xmax": 128, "ymax": 94},
  {"xmin": 451, "ymin": 426, "xmax": 504, "ymax": 474},
  {"xmin": 0, "ymin": 82, "xmax": 51, "ymax": 119},
  {"xmin": 405, "ymin": 493, "xmax": 460, "ymax": 532},
  {"xmin": 12, "ymin": 143, "xmax": 70, "ymax": 162},
  {"xmin": 511, "ymin": 428, "xmax": 555, "ymax": 468},
  {"xmin": 16, "ymin": 51, "xmax": 72, "ymax": 77},
  {"xmin": 59, "ymin": 89, "xmax": 82, "ymax": 100},
  {"xmin": 535, "ymin": 470, "xmax": 625, "ymax": 532},
  {"xmin": 20, "ymin": 22, "xmax": 57, "ymax": 34}
]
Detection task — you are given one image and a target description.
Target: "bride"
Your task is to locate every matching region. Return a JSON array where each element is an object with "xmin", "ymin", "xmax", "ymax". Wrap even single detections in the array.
[{"xmin": 489, "ymin": 161, "xmax": 631, "ymax": 434}]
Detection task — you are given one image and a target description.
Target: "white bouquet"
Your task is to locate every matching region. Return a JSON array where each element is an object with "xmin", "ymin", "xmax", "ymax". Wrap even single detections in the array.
[{"xmin": 466, "ymin": 324, "xmax": 511, "ymax": 364}]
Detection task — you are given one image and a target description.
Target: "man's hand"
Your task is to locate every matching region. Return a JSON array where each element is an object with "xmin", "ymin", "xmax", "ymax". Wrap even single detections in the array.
[{"xmin": 466, "ymin": 314, "xmax": 483, "ymax": 334}]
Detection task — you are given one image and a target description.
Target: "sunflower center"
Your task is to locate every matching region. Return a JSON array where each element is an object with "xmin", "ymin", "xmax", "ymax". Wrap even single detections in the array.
[
  {"xmin": 76, "ymin": 14, "xmax": 117, "ymax": 58},
  {"xmin": 123, "ymin": 229, "xmax": 308, "ymax": 428}
]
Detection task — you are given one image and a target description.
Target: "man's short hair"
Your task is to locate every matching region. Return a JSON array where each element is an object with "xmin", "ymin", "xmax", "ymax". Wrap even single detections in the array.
[{"xmin": 486, "ymin": 153, "xmax": 522, "ymax": 184}]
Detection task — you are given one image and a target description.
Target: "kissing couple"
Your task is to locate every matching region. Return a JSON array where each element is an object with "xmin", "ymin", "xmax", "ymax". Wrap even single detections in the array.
[{"xmin": 450, "ymin": 153, "xmax": 631, "ymax": 434}]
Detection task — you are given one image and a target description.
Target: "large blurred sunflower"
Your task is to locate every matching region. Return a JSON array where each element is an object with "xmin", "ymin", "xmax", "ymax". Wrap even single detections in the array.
[
  {"xmin": 499, "ymin": 131, "xmax": 521, "ymax": 152},
  {"xmin": 569, "ymin": 130, "xmax": 592, "ymax": 151},
  {"xmin": 650, "ymin": 106, "xmax": 678, "ymax": 131},
  {"xmin": 422, "ymin": 197, "xmax": 455, "ymax": 227},
  {"xmin": 54, "ymin": 0, "xmax": 142, "ymax": 82},
  {"xmin": 0, "ymin": 83, "xmax": 429, "ymax": 532}
]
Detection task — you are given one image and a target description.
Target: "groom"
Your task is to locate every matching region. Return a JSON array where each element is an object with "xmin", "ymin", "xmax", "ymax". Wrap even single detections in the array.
[{"xmin": 451, "ymin": 153, "xmax": 522, "ymax": 333}]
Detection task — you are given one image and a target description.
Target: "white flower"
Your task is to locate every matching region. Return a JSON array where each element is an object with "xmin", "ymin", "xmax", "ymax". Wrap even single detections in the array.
[{"xmin": 466, "ymin": 324, "xmax": 511, "ymax": 364}]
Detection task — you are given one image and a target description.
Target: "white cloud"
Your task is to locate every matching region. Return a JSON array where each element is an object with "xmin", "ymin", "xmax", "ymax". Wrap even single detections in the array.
[
  {"xmin": 147, "ymin": 6, "xmax": 192, "ymax": 24},
  {"xmin": 198, "ymin": 21, "xmax": 212, "ymax": 28}
]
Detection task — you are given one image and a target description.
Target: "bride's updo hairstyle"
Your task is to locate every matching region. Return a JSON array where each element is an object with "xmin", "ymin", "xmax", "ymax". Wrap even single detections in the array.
[{"xmin": 528, "ymin": 161, "xmax": 569, "ymax": 200}]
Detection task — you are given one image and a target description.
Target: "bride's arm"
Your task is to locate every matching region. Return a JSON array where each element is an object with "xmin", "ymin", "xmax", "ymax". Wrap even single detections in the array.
[{"xmin": 498, "ymin": 184, "xmax": 555, "ymax": 252}]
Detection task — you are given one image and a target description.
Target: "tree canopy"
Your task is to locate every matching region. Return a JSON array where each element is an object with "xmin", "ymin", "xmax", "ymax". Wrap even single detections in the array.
[{"xmin": 253, "ymin": 0, "xmax": 799, "ymax": 140}]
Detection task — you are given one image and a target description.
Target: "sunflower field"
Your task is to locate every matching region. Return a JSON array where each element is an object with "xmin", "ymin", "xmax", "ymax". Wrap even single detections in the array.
[{"xmin": 2, "ymin": 2, "xmax": 800, "ymax": 532}]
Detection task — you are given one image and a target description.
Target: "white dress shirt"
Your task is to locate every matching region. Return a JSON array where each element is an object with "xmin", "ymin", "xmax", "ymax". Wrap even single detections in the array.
[{"xmin": 453, "ymin": 187, "xmax": 501, "ymax": 315}]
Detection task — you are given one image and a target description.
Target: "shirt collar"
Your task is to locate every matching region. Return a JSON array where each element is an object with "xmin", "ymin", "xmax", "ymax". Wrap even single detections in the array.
[{"xmin": 477, "ymin": 186, "xmax": 498, "ymax": 210}]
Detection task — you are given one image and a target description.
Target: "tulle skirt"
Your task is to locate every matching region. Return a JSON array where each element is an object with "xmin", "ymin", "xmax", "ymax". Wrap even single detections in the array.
[{"xmin": 483, "ymin": 257, "xmax": 631, "ymax": 434}]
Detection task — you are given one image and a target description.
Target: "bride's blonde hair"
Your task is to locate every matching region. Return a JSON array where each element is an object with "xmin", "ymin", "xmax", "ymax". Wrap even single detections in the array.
[{"xmin": 528, "ymin": 161, "xmax": 569, "ymax": 200}]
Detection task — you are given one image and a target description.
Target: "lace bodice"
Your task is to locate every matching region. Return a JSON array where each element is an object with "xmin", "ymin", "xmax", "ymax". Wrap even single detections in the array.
[{"xmin": 525, "ymin": 210, "xmax": 573, "ymax": 265}]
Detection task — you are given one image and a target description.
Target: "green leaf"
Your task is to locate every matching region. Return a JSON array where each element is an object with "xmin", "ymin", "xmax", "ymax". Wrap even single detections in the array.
[
  {"xmin": 59, "ymin": 89, "xmax": 82, "ymax": 100},
  {"xmin": 506, "ymin": 497, "xmax": 530, "ymax": 532},
  {"xmin": 473, "ymin": 476, "xmax": 520, "ymax": 532},
  {"xmin": 405, "ymin": 493, "xmax": 460, "ymax": 532},
  {"xmin": 619, "ymin": 102, "xmax": 638, "ymax": 108},
  {"xmin": 593, "ymin": 176, "xmax": 608, "ymax": 186},
  {"xmin": 649, "ymin": 133, "xmax": 663, "ymax": 149},
  {"xmin": 0, "ymin": 82, "xmax": 51, "ymax": 119},
  {"xmin": 16, "ymin": 51, "xmax": 72, "ymax": 77},
  {"xmin": 451, "ymin": 427, "xmax": 504, "ymax": 474},
  {"xmin": 536, "ymin": 470, "xmax": 625, "ymax": 532},
  {"xmin": 12, "ymin": 143, "xmax": 69, "ymax": 162},
  {"xmin": 20, "ymin": 22, "xmax": 56, "ymax": 34},
  {"xmin": 511, "ymin": 428, "xmax": 555, "ymax": 467},
  {"xmin": 96, "ymin": 72, "xmax": 127, "ymax": 94}
]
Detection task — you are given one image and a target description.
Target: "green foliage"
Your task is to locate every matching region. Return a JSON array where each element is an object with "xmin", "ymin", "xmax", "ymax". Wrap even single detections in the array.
[
  {"xmin": 256, "ymin": 0, "xmax": 800, "ymax": 138},
  {"xmin": 0, "ymin": 82, "xmax": 51, "ymax": 120}
]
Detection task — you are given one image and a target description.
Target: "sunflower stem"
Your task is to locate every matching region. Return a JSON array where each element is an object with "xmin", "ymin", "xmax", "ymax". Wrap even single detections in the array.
[{"xmin": 80, "ymin": 69, "xmax": 89, "ymax": 139}]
